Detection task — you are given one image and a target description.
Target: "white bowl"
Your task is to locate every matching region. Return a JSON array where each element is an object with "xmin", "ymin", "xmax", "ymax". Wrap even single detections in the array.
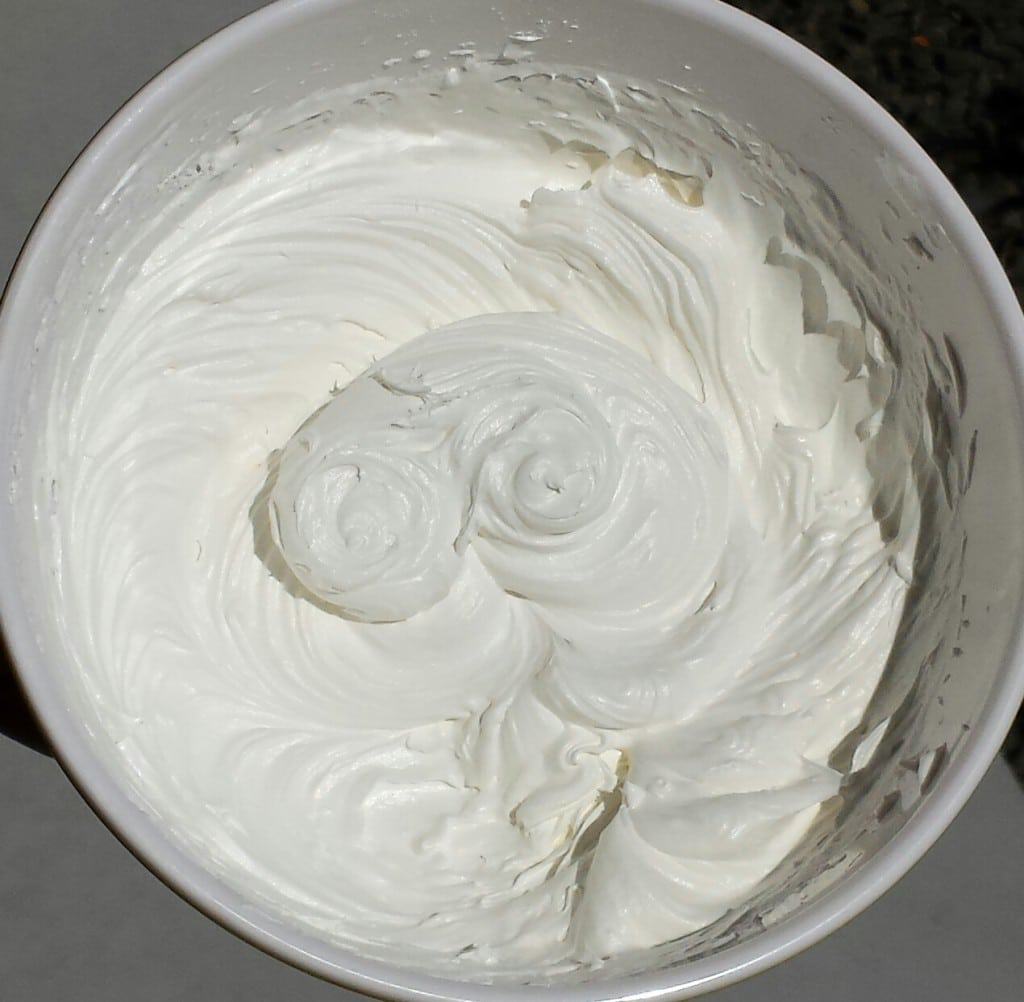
[{"xmin": 2, "ymin": 1, "xmax": 1023, "ymax": 999}]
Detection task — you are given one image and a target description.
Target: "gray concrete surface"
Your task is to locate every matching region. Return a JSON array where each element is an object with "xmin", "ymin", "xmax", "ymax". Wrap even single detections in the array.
[{"xmin": 2, "ymin": 1, "xmax": 1022, "ymax": 999}]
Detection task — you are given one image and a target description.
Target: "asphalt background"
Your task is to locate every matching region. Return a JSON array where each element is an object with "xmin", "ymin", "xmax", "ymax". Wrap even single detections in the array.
[{"xmin": 1, "ymin": 2, "xmax": 1022, "ymax": 999}]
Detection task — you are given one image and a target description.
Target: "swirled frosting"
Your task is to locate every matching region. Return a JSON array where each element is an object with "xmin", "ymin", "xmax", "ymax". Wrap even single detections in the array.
[
  {"xmin": 41, "ymin": 60, "xmax": 914, "ymax": 978},
  {"xmin": 269, "ymin": 314, "xmax": 727, "ymax": 637}
]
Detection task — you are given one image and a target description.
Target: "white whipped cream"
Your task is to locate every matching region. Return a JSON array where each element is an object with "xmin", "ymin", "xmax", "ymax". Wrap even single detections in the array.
[
  {"xmin": 269, "ymin": 314, "xmax": 728, "ymax": 633},
  {"xmin": 41, "ymin": 62, "xmax": 914, "ymax": 977}
]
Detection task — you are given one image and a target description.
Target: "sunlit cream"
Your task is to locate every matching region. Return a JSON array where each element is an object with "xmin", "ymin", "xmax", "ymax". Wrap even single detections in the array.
[{"xmin": 42, "ymin": 61, "xmax": 915, "ymax": 976}]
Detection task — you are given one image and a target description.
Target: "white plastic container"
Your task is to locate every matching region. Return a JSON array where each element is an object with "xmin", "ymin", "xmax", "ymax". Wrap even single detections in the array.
[{"xmin": 1, "ymin": 1, "xmax": 1023, "ymax": 999}]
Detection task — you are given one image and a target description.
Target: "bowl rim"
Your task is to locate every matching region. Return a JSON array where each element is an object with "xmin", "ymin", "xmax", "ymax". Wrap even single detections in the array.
[{"xmin": 2, "ymin": 0, "xmax": 1023, "ymax": 999}]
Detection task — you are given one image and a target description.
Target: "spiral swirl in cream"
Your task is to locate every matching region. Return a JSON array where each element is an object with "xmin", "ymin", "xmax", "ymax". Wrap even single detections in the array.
[
  {"xmin": 269, "ymin": 372, "xmax": 465, "ymax": 623},
  {"xmin": 270, "ymin": 314, "xmax": 727, "ymax": 638},
  {"xmin": 38, "ymin": 60, "xmax": 916, "ymax": 978}
]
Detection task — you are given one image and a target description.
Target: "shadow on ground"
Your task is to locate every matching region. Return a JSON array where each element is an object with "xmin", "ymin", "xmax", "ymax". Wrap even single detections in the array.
[{"xmin": 1, "ymin": 642, "xmax": 51, "ymax": 755}]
